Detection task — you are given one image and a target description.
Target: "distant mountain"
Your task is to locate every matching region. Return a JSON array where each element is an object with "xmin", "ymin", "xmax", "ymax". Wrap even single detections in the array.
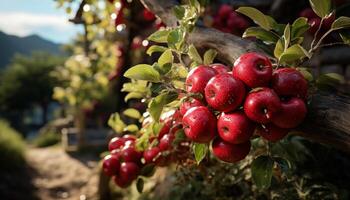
[{"xmin": 0, "ymin": 31, "xmax": 62, "ymax": 69}]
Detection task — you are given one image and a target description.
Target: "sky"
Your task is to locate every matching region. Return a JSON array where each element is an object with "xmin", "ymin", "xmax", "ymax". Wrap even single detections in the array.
[{"xmin": 0, "ymin": 0, "xmax": 82, "ymax": 43}]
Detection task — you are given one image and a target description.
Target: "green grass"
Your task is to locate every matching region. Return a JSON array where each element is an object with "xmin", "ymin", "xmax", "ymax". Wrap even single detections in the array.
[
  {"xmin": 0, "ymin": 120, "xmax": 26, "ymax": 171},
  {"xmin": 33, "ymin": 131, "xmax": 60, "ymax": 148}
]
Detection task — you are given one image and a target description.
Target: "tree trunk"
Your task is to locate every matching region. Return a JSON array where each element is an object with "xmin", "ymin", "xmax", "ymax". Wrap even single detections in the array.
[
  {"xmin": 75, "ymin": 108, "xmax": 86, "ymax": 149},
  {"xmin": 98, "ymin": 169, "xmax": 112, "ymax": 200},
  {"xmin": 141, "ymin": 0, "xmax": 350, "ymax": 152}
]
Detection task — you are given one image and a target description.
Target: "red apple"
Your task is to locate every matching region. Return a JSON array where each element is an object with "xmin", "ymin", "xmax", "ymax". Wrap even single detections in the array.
[
  {"xmin": 116, "ymin": 162, "xmax": 140, "ymax": 187},
  {"xmin": 213, "ymin": 16, "xmax": 225, "ymax": 29},
  {"xmin": 272, "ymin": 68, "xmax": 308, "ymax": 99},
  {"xmin": 212, "ymin": 137, "xmax": 251, "ymax": 163},
  {"xmin": 155, "ymin": 20, "xmax": 165, "ymax": 29},
  {"xmin": 299, "ymin": 8, "xmax": 318, "ymax": 19},
  {"xmin": 172, "ymin": 110, "xmax": 183, "ymax": 124},
  {"xmin": 205, "ymin": 73, "xmax": 246, "ymax": 112},
  {"xmin": 143, "ymin": 9, "xmax": 156, "ymax": 21},
  {"xmin": 272, "ymin": 97, "xmax": 307, "ymax": 128},
  {"xmin": 186, "ymin": 65, "xmax": 217, "ymax": 94},
  {"xmin": 113, "ymin": 175, "xmax": 130, "ymax": 188},
  {"xmin": 120, "ymin": 145, "xmax": 143, "ymax": 164},
  {"xmin": 218, "ymin": 4, "xmax": 232, "ymax": 18},
  {"xmin": 110, "ymin": 148, "xmax": 122, "ymax": 157},
  {"xmin": 158, "ymin": 120, "xmax": 171, "ymax": 140},
  {"xmin": 244, "ymin": 88, "xmax": 282, "ymax": 123},
  {"xmin": 322, "ymin": 12, "xmax": 336, "ymax": 30},
  {"xmin": 108, "ymin": 137, "xmax": 126, "ymax": 151},
  {"xmin": 257, "ymin": 124, "xmax": 289, "ymax": 142},
  {"xmin": 235, "ymin": 17, "xmax": 249, "ymax": 30},
  {"xmin": 102, "ymin": 155, "xmax": 120, "ymax": 176},
  {"xmin": 217, "ymin": 112, "xmax": 256, "ymax": 144},
  {"xmin": 210, "ymin": 63, "xmax": 230, "ymax": 74},
  {"xmin": 182, "ymin": 106, "xmax": 217, "ymax": 143},
  {"xmin": 115, "ymin": 10, "xmax": 124, "ymax": 26},
  {"xmin": 123, "ymin": 134, "xmax": 137, "ymax": 141},
  {"xmin": 233, "ymin": 52, "xmax": 273, "ymax": 88},
  {"xmin": 180, "ymin": 98, "xmax": 204, "ymax": 116},
  {"xmin": 308, "ymin": 18, "xmax": 321, "ymax": 34},
  {"xmin": 159, "ymin": 133, "xmax": 175, "ymax": 151},
  {"xmin": 143, "ymin": 147, "xmax": 164, "ymax": 165}
]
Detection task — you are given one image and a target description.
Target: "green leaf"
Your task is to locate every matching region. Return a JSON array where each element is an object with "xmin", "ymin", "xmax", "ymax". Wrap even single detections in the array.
[
  {"xmin": 203, "ymin": 49, "xmax": 217, "ymax": 65},
  {"xmin": 152, "ymin": 122, "xmax": 163, "ymax": 136},
  {"xmin": 124, "ymin": 64, "xmax": 160, "ymax": 82},
  {"xmin": 274, "ymin": 157, "xmax": 291, "ymax": 174},
  {"xmin": 339, "ymin": 32, "xmax": 350, "ymax": 44},
  {"xmin": 283, "ymin": 24, "xmax": 291, "ymax": 49},
  {"xmin": 173, "ymin": 6, "xmax": 185, "ymax": 20},
  {"xmin": 291, "ymin": 17, "xmax": 309, "ymax": 38},
  {"xmin": 135, "ymin": 131, "xmax": 151, "ymax": 151},
  {"xmin": 331, "ymin": 16, "xmax": 350, "ymax": 30},
  {"xmin": 140, "ymin": 164, "xmax": 155, "ymax": 177},
  {"xmin": 146, "ymin": 45, "xmax": 168, "ymax": 56},
  {"xmin": 251, "ymin": 155, "xmax": 274, "ymax": 189},
  {"xmin": 279, "ymin": 44, "xmax": 310, "ymax": 64},
  {"xmin": 309, "ymin": 0, "xmax": 331, "ymax": 18},
  {"xmin": 188, "ymin": 44, "xmax": 203, "ymax": 64},
  {"xmin": 148, "ymin": 29, "xmax": 171, "ymax": 43},
  {"xmin": 150, "ymin": 83, "xmax": 166, "ymax": 94},
  {"xmin": 273, "ymin": 23, "xmax": 287, "ymax": 35},
  {"xmin": 274, "ymin": 39, "xmax": 284, "ymax": 59},
  {"xmin": 149, "ymin": 92, "xmax": 178, "ymax": 121},
  {"xmin": 124, "ymin": 124, "xmax": 139, "ymax": 132},
  {"xmin": 291, "ymin": 37, "xmax": 304, "ymax": 45},
  {"xmin": 136, "ymin": 178, "xmax": 144, "ymax": 193},
  {"xmin": 122, "ymin": 81, "xmax": 148, "ymax": 93},
  {"xmin": 168, "ymin": 28, "xmax": 184, "ymax": 50},
  {"xmin": 236, "ymin": 7, "xmax": 276, "ymax": 30},
  {"xmin": 172, "ymin": 64, "xmax": 188, "ymax": 79},
  {"xmin": 316, "ymin": 73, "xmax": 345, "ymax": 88},
  {"xmin": 193, "ymin": 143, "xmax": 208, "ymax": 165},
  {"xmin": 108, "ymin": 113, "xmax": 126, "ymax": 133},
  {"xmin": 123, "ymin": 108, "xmax": 141, "ymax": 119},
  {"xmin": 173, "ymin": 129, "xmax": 186, "ymax": 145},
  {"xmin": 158, "ymin": 49, "xmax": 173, "ymax": 66},
  {"xmin": 297, "ymin": 67, "xmax": 314, "ymax": 81},
  {"xmin": 189, "ymin": 0, "xmax": 201, "ymax": 12},
  {"xmin": 124, "ymin": 92, "xmax": 144, "ymax": 102},
  {"xmin": 243, "ymin": 27, "xmax": 279, "ymax": 43}
]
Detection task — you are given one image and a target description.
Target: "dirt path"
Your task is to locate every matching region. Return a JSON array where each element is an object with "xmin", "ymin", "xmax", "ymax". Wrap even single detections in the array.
[{"xmin": 26, "ymin": 147, "xmax": 101, "ymax": 200}]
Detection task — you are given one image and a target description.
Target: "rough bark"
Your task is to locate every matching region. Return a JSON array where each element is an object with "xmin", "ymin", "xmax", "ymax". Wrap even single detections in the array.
[
  {"xmin": 141, "ymin": 0, "xmax": 350, "ymax": 152},
  {"xmin": 298, "ymin": 89, "xmax": 350, "ymax": 152}
]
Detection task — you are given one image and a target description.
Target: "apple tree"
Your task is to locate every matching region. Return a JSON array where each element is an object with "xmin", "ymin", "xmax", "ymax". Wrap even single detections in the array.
[
  {"xmin": 57, "ymin": 0, "xmax": 350, "ymax": 198},
  {"xmin": 102, "ymin": 0, "xmax": 350, "ymax": 198}
]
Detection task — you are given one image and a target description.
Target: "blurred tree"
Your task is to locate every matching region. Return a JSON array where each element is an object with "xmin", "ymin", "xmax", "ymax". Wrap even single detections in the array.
[{"xmin": 0, "ymin": 52, "xmax": 64, "ymax": 129}]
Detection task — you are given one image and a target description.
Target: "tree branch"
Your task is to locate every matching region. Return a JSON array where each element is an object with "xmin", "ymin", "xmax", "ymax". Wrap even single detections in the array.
[
  {"xmin": 298, "ymin": 90, "xmax": 350, "ymax": 152},
  {"xmin": 140, "ymin": 0, "xmax": 350, "ymax": 152},
  {"xmin": 69, "ymin": 0, "xmax": 86, "ymax": 24},
  {"xmin": 140, "ymin": 0, "xmax": 260, "ymax": 65}
]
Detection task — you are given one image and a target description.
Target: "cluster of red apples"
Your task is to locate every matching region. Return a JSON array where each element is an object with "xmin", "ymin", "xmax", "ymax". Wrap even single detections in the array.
[
  {"xmin": 102, "ymin": 111, "xmax": 187, "ymax": 188},
  {"xmin": 103, "ymin": 52, "xmax": 309, "ymax": 187},
  {"xmin": 182, "ymin": 52, "xmax": 308, "ymax": 163},
  {"xmin": 212, "ymin": 4, "xmax": 249, "ymax": 35}
]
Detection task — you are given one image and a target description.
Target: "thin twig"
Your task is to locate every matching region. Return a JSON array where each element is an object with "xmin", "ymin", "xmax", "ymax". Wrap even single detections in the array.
[
  {"xmin": 310, "ymin": 18, "xmax": 324, "ymax": 49},
  {"xmin": 309, "ymin": 29, "xmax": 333, "ymax": 53}
]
